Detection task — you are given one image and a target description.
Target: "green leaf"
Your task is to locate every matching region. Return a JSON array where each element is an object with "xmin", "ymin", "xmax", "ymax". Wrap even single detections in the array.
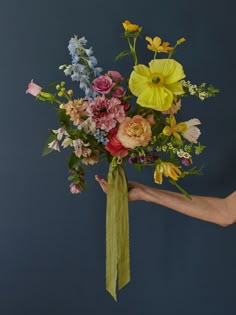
[
  {"xmin": 115, "ymin": 50, "xmax": 131, "ymax": 61},
  {"xmin": 68, "ymin": 152, "xmax": 81, "ymax": 170},
  {"xmin": 41, "ymin": 133, "xmax": 57, "ymax": 157},
  {"xmin": 57, "ymin": 109, "xmax": 70, "ymax": 128}
]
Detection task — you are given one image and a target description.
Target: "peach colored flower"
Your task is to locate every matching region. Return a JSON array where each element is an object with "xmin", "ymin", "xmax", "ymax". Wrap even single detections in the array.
[
  {"xmin": 117, "ymin": 115, "xmax": 152, "ymax": 149},
  {"xmin": 146, "ymin": 114, "xmax": 156, "ymax": 126},
  {"xmin": 60, "ymin": 99, "xmax": 87, "ymax": 126},
  {"xmin": 162, "ymin": 99, "xmax": 182, "ymax": 115}
]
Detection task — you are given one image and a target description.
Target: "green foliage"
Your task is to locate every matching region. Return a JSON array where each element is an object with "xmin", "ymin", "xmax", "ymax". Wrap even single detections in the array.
[
  {"xmin": 115, "ymin": 50, "xmax": 131, "ymax": 61},
  {"xmin": 68, "ymin": 152, "xmax": 82, "ymax": 170},
  {"xmin": 57, "ymin": 109, "xmax": 70, "ymax": 128},
  {"xmin": 41, "ymin": 133, "xmax": 57, "ymax": 157}
]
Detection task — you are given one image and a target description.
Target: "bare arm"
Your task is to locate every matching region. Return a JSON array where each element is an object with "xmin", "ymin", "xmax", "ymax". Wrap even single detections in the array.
[
  {"xmin": 141, "ymin": 186, "xmax": 236, "ymax": 227},
  {"xmin": 95, "ymin": 175, "xmax": 236, "ymax": 227}
]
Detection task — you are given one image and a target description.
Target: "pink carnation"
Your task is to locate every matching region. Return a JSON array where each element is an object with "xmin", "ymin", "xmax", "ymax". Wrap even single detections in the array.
[
  {"xmin": 92, "ymin": 75, "xmax": 115, "ymax": 94},
  {"xmin": 86, "ymin": 96, "xmax": 125, "ymax": 132},
  {"xmin": 106, "ymin": 70, "xmax": 123, "ymax": 82}
]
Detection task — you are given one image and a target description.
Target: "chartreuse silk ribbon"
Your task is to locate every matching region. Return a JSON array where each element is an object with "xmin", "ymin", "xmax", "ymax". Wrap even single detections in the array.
[{"xmin": 106, "ymin": 158, "xmax": 130, "ymax": 301}]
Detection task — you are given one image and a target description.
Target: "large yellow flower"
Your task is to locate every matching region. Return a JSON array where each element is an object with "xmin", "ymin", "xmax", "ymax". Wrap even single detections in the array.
[
  {"xmin": 129, "ymin": 59, "xmax": 186, "ymax": 111},
  {"xmin": 154, "ymin": 161, "xmax": 182, "ymax": 184}
]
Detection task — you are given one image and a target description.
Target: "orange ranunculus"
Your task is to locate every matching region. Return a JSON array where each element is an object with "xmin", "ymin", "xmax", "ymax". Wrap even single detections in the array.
[{"xmin": 117, "ymin": 115, "xmax": 152, "ymax": 149}]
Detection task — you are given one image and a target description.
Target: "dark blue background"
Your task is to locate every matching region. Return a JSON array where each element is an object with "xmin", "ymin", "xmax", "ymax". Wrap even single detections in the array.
[{"xmin": 1, "ymin": 0, "xmax": 236, "ymax": 314}]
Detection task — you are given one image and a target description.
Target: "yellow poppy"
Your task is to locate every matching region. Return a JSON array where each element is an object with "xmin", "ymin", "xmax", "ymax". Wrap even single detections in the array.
[
  {"xmin": 145, "ymin": 36, "xmax": 173, "ymax": 53},
  {"xmin": 154, "ymin": 161, "xmax": 182, "ymax": 184},
  {"xmin": 162, "ymin": 115, "xmax": 187, "ymax": 140},
  {"xmin": 122, "ymin": 20, "xmax": 141, "ymax": 32},
  {"xmin": 129, "ymin": 59, "xmax": 185, "ymax": 111}
]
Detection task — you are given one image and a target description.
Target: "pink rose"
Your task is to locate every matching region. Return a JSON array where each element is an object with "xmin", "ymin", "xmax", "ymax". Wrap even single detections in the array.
[
  {"xmin": 92, "ymin": 75, "xmax": 115, "ymax": 94},
  {"xmin": 105, "ymin": 128, "xmax": 129, "ymax": 158},
  {"xmin": 26, "ymin": 80, "xmax": 42, "ymax": 96},
  {"xmin": 112, "ymin": 86, "xmax": 125, "ymax": 98},
  {"xmin": 117, "ymin": 115, "xmax": 152, "ymax": 149},
  {"xmin": 106, "ymin": 70, "xmax": 123, "ymax": 82}
]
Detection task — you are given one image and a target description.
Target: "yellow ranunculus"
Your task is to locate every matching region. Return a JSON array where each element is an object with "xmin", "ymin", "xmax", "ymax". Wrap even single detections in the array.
[
  {"xmin": 145, "ymin": 36, "xmax": 173, "ymax": 53},
  {"xmin": 129, "ymin": 59, "xmax": 185, "ymax": 111},
  {"xmin": 154, "ymin": 161, "xmax": 182, "ymax": 184},
  {"xmin": 122, "ymin": 20, "xmax": 140, "ymax": 32},
  {"xmin": 162, "ymin": 114, "xmax": 187, "ymax": 140}
]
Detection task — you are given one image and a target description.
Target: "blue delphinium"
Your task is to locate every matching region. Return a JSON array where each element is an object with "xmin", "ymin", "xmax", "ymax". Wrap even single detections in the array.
[
  {"xmin": 94, "ymin": 129, "xmax": 109, "ymax": 145},
  {"xmin": 59, "ymin": 35, "xmax": 103, "ymax": 99}
]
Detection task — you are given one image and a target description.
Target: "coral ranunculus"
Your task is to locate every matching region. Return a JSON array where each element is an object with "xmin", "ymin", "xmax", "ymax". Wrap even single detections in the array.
[
  {"xmin": 129, "ymin": 59, "xmax": 186, "ymax": 111},
  {"xmin": 105, "ymin": 128, "xmax": 129, "ymax": 158},
  {"xmin": 117, "ymin": 115, "xmax": 152, "ymax": 149}
]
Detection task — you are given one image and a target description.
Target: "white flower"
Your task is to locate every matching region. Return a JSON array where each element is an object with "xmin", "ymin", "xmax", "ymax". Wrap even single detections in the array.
[
  {"xmin": 62, "ymin": 137, "xmax": 73, "ymax": 148},
  {"xmin": 48, "ymin": 140, "xmax": 60, "ymax": 151},
  {"xmin": 182, "ymin": 118, "xmax": 201, "ymax": 143},
  {"xmin": 52, "ymin": 128, "xmax": 68, "ymax": 141}
]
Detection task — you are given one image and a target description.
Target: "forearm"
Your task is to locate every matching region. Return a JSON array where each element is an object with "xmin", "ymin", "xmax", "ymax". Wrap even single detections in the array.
[{"xmin": 141, "ymin": 186, "xmax": 234, "ymax": 227}]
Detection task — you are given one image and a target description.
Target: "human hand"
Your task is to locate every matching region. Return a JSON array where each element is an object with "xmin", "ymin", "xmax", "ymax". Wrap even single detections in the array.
[{"xmin": 95, "ymin": 175, "xmax": 145, "ymax": 201}]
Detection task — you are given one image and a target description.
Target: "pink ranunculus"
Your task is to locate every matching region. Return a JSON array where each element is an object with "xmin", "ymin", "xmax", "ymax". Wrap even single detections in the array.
[
  {"xmin": 105, "ymin": 128, "xmax": 129, "ymax": 158},
  {"xmin": 106, "ymin": 70, "xmax": 123, "ymax": 82},
  {"xmin": 182, "ymin": 118, "xmax": 201, "ymax": 143},
  {"xmin": 92, "ymin": 75, "xmax": 115, "ymax": 94},
  {"xmin": 26, "ymin": 80, "xmax": 42, "ymax": 96},
  {"xmin": 112, "ymin": 86, "xmax": 125, "ymax": 98},
  {"xmin": 117, "ymin": 115, "xmax": 152, "ymax": 149}
]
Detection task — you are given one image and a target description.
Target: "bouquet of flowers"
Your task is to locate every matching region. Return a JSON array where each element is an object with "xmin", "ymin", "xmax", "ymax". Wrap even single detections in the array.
[{"xmin": 26, "ymin": 20, "xmax": 219, "ymax": 301}]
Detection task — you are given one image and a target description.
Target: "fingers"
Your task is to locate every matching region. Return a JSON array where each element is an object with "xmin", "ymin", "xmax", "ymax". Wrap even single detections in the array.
[{"xmin": 95, "ymin": 175, "xmax": 108, "ymax": 193}]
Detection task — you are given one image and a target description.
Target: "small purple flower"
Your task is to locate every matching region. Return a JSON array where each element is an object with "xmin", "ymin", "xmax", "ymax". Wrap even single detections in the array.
[
  {"xmin": 180, "ymin": 157, "xmax": 192, "ymax": 166},
  {"xmin": 139, "ymin": 156, "xmax": 146, "ymax": 163},
  {"xmin": 128, "ymin": 156, "xmax": 137, "ymax": 164}
]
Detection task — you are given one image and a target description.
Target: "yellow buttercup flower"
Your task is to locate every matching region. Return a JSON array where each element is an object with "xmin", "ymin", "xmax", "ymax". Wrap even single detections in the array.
[
  {"xmin": 129, "ymin": 59, "xmax": 186, "ymax": 111},
  {"xmin": 154, "ymin": 161, "xmax": 182, "ymax": 184},
  {"xmin": 145, "ymin": 36, "xmax": 173, "ymax": 53},
  {"xmin": 162, "ymin": 114, "xmax": 187, "ymax": 140},
  {"xmin": 122, "ymin": 20, "xmax": 140, "ymax": 32}
]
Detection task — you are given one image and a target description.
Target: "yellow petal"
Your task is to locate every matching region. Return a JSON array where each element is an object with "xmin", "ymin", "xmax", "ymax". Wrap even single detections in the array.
[
  {"xmin": 149, "ymin": 59, "xmax": 185, "ymax": 84},
  {"xmin": 129, "ymin": 71, "xmax": 149, "ymax": 96},
  {"xmin": 173, "ymin": 131, "xmax": 182, "ymax": 140},
  {"xmin": 145, "ymin": 36, "xmax": 153, "ymax": 45},
  {"xmin": 137, "ymin": 86, "xmax": 173, "ymax": 111},
  {"xmin": 169, "ymin": 114, "xmax": 176, "ymax": 127},
  {"xmin": 162, "ymin": 126, "xmax": 172, "ymax": 136},
  {"xmin": 175, "ymin": 122, "xmax": 187, "ymax": 133},
  {"xmin": 133, "ymin": 64, "xmax": 151, "ymax": 77},
  {"xmin": 152, "ymin": 37, "xmax": 162, "ymax": 49},
  {"xmin": 165, "ymin": 82, "xmax": 184, "ymax": 95},
  {"xmin": 154, "ymin": 165, "xmax": 163, "ymax": 184}
]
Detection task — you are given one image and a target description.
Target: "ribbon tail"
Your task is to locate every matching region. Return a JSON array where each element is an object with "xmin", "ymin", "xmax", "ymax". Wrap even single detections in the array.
[{"xmin": 105, "ymin": 162, "xmax": 130, "ymax": 301}]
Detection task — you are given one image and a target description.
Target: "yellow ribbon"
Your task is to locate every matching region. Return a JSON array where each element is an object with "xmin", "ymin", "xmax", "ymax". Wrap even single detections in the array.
[{"xmin": 106, "ymin": 159, "xmax": 130, "ymax": 301}]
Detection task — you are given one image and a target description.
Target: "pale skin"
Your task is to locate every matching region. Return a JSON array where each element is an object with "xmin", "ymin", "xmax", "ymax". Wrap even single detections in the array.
[{"xmin": 95, "ymin": 175, "xmax": 236, "ymax": 227}]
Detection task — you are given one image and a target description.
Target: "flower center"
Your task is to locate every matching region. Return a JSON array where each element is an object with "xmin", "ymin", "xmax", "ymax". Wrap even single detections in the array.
[
  {"xmin": 150, "ymin": 73, "xmax": 164, "ymax": 86},
  {"xmin": 152, "ymin": 76, "xmax": 160, "ymax": 84}
]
